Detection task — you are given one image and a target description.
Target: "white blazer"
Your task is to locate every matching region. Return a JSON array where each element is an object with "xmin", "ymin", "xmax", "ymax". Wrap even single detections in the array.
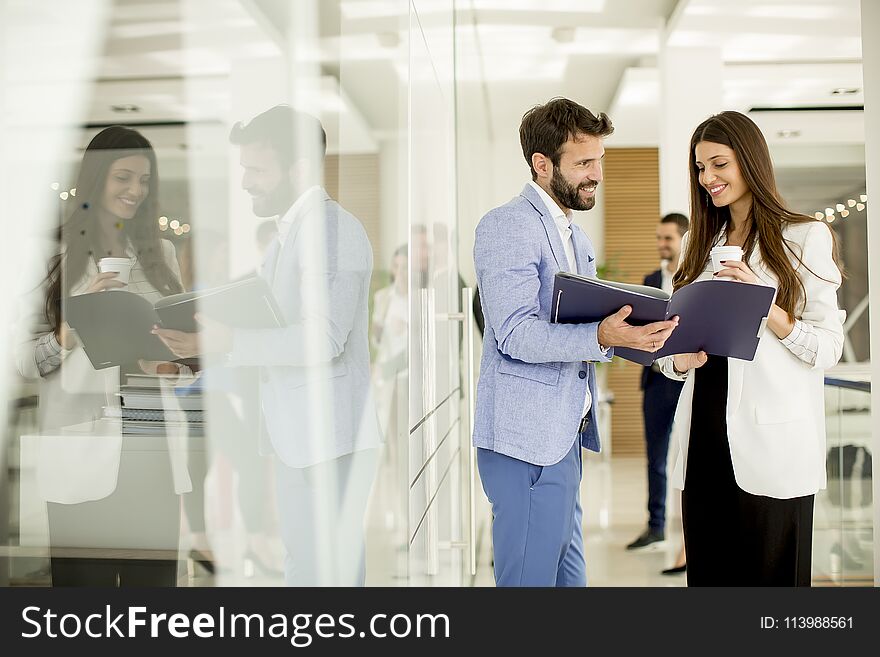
[
  {"xmin": 659, "ymin": 221, "xmax": 845, "ymax": 499},
  {"xmin": 15, "ymin": 239, "xmax": 192, "ymax": 503}
]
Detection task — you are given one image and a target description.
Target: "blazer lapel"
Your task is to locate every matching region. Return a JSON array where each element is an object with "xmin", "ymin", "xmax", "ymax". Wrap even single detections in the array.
[
  {"xmin": 570, "ymin": 226, "xmax": 595, "ymax": 276},
  {"xmin": 266, "ymin": 189, "xmax": 331, "ymax": 287},
  {"xmin": 261, "ymin": 239, "xmax": 281, "ymax": 285},
  {"xmin": 520, "ymin": 184, "xmax": 567, "ymax": 271}
]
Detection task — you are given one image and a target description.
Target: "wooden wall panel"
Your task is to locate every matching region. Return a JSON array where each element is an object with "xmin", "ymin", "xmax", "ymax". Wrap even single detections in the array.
[
  {"xmin": 324, "ymin": 153, "xmax": 382, "ymax": 259},
  {"xmin": 602, "ymin": 148, "xmax": 661, "ymax": 457}
]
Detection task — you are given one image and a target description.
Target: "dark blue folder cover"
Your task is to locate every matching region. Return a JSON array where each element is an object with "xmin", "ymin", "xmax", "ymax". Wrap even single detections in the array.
[{"xmin": 551, "ymin": 273, "xmax": 775, "ymax": 365}]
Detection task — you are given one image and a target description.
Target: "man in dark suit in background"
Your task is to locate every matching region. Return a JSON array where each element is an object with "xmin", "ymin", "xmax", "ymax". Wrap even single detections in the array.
[{"xmin": 627, "ymin": 213, "xmax": 689, "ymax": 553}]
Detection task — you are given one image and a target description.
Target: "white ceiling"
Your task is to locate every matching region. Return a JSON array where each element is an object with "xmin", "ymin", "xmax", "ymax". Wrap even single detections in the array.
[{"xmin": 61, "ymin": 0, "xmax": 868, "ymax": 209}]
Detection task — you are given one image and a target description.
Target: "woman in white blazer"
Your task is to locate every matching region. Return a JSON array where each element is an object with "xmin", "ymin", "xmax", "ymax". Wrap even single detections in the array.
[
  {"xmin": 15, "ymin": 126, "xmax": 190, "ymax": 585},
  {"xmin": 659, "ymin": 111, "xmax": 845, "ymax": 586}
]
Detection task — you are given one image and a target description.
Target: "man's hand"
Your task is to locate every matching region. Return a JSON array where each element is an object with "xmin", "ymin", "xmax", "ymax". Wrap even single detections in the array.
[
  {"xmin": 151, "ymin": 314, "xmax": 232, "ymax": 359},
  {"xmin": 597, "ymin": 306, "xmax": 678, "ymax": 352},
  {"xmin": 672, "ymin": 351, "xmax": 708, "ymax": 374}
]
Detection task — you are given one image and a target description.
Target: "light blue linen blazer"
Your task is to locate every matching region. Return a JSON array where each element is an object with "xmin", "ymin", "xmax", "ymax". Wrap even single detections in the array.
[{"xmin": 472, "ymin": 183, "xmax": 612, "ymax": 466}]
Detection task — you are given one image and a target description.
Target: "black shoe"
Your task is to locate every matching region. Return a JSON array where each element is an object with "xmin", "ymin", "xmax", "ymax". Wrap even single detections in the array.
[
  {"xmin": 626, "ymin": 528, "xmax": 665, "ymax": 550},
  {"xmin": 661, "ymin": 564, "xmax": 687, "ymax": 575},
  {"xmin": 189, "ymin": 549, "xmax": 215, "ymax": 575}
]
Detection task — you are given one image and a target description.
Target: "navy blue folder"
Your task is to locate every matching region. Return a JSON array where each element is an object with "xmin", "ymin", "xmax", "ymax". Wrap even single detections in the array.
[
  {"xmin": 551, "ymin": 272, "xmax": 776, "ymax": 365},
  {"xmin": 63, "ymin": 276, "xmax": 283, "ymax": 370}
]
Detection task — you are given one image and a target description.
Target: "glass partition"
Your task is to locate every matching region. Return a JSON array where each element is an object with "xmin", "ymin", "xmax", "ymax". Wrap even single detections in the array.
[
  {"xmin": 1, "ymin": 0, "xmax": 470, "ymax": 588},
  {"xmin": 815, "ymin": 370, "xmax": 873, "ymax": 586}
]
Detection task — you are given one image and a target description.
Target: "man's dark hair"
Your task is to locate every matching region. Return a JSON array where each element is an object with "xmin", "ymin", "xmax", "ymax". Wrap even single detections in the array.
[
  {"xmin": 519, "ymin": 98, "xmax": 614, "ymax": 180},
  {"xmin": 660, "ymin": 212, "xmax": 689, "ymax": 236},
  {"xmin": 229, "ymin": 104, "xmax": 327, "ymax": 167}
]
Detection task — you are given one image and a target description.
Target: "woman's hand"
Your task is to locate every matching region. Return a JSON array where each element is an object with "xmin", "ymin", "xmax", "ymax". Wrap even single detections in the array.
[
  {"xmin": 672, "ymin": 351, "xmax": 708, "ymax": 374},
  {"xmin": 85, "ymin": 271, "xmax": 127, "ymax": 293},
  {"xmin": 766, "ymin": 304, "xmax": 796, "ymax": 340},
  {"xmin": 138, "ymin": 359, "xmax": 182, "ymax": 377},
  {"xmin": 55, "ymin": 321, "xmax": 77, "ymax": 350},
  {"xmin": 714, "ymin": 260, "xmax": 759, "ymax": 284}
]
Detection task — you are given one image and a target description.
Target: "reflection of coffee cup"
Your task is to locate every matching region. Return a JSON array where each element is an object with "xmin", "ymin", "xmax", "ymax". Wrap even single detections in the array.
[
  {"xmin": 98, "ymin": 257, "xmax": 133, "ymax": 288},
  {"xmin": 710, "ymin": 246, "xmax": 743, "ymax": 280}
]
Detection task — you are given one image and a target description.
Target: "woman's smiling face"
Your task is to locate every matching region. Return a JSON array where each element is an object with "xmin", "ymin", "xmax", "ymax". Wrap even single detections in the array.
[
  {"xmin": 694, "ymin": 141, "xmax": 751, "ymax": 210},
  {"xmin": 101, "ymin": 155, "xmax": 151, "ymax": 221}
]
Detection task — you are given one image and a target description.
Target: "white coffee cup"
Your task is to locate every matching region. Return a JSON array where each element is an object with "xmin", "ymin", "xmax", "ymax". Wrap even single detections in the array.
[
  {"xmin": 710, "ymin": 245, "xmax": 743, "ymax": 280},
  {"xmin": 97, "ymin": 257, "xmax": 133, "ymax": 289}
]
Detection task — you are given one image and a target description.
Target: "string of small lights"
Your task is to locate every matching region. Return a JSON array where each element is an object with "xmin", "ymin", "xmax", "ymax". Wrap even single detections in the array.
[
  {"xmin": 814, "ymin": 193, "xmax": 868, "ymax": 223},
  {"xmin": 52, "ymin": 182, "xmax": 191, "ymax": 235}
]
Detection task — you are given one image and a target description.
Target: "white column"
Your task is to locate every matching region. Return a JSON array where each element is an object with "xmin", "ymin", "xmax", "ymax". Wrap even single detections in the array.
[
  {"xmin": 658, "ymin": 46, "xmax": 724, "ymax": 216},
  {"xmin": 860, "ymin": 0, "xmax": 880, "ymax": 586}
]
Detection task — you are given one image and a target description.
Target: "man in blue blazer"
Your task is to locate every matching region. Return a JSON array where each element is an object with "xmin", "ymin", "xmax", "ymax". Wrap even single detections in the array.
[{"xmin": 473, "ymin": 98, "xmax": 679, "ymax": 586}]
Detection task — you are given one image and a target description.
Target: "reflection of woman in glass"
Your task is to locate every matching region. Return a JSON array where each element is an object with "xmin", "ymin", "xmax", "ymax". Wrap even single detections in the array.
[
  {"xmin": 16, "ymin": 126, "xmax": 188, "ymax": 585},
  {"xmin": 659, "ymin": 111, "xmax": 845, "ymax": 586},
  {"xmin": 38, "ymin": 126, "xmax": 183, "ymax": 376},
  {"xmin": 19, "ymin": 126, "xmax": 186, "ymax": 406}
]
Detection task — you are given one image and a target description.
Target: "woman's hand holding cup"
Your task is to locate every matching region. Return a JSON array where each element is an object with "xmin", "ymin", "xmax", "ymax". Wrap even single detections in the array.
[
  {"xmin": 85, "ymin": 271, "xmax": 128, "ymax": 293},
  {"xmin": 712, "ymin": 259, "xmax": 759, "ymax": 284}
]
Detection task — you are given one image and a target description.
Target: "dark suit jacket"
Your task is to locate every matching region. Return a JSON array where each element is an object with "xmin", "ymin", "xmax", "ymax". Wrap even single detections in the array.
[{"xmin": 640, "ymin": 269, "xmax": 663, "ymax": 390}]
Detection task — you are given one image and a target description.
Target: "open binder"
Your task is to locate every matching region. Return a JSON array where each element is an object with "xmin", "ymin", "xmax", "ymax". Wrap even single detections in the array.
[
  {"xmin": 550, "ymin": 272, "xmax": 775, "ymax": 365},
  {"xmin": 63, "ymin": 276, "xmax": 284, "ymax": 369}
]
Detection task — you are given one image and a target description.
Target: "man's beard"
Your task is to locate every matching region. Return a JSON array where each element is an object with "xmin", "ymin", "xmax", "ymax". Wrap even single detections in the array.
[
  {"xmin": 251, "ymin": 178, "xmax": 295, "ymax": 217},
  {"xmin": 550, "ymin": 168, "xmax": 596, "ymax": 211}
]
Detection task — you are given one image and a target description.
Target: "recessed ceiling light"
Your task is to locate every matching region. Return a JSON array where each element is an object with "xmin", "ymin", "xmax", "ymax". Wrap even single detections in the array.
[
  {"xmin": 830, "ymin": 87, "xmax": 860, "ymax": 95},
  {"xmin": 111, "ymin": 104, "xmax": 141, "ymax": 113},
  {"xmin": 777, "ymin": 129, "xmax": 800, "ymax": 139}
]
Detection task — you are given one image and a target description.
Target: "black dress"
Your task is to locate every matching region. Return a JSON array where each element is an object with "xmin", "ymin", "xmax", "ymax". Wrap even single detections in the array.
[{"xmin": 681, "ymin": 355, "xmax": 814, "ymax": 586}]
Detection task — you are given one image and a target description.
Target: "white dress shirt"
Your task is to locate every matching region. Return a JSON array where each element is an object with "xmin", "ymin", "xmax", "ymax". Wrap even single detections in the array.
[
  {"xmin": 275, "ymin": 185, "xmax": 323, "ymax": 248},
  {"xmin": 528, "ymin": 181, "xmax": 593, "ymax": 422},
  {"xmin": 660, "ymin": 261, "xmax": 674, "ymax": 295}
]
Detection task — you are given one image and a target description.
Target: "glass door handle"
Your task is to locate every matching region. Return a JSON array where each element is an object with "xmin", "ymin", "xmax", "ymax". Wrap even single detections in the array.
[{"xmin": 435, "ymin": 287, "xmax": 477, "ymax": 577}]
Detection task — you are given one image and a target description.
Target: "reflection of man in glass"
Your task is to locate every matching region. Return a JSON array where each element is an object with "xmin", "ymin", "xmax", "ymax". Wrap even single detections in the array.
[{"xmin": 155, "ymin": 106, "xmax": 382, "ymax": 585}]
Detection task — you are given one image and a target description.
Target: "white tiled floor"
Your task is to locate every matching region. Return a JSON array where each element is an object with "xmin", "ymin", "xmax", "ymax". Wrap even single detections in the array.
[
  {"xmin": 580, "ymin": 454, "xmax": 687, "ymax": 587},
  {"xmin": 471, "ymin": 451, "xmax": 874, "ymax": 587}
]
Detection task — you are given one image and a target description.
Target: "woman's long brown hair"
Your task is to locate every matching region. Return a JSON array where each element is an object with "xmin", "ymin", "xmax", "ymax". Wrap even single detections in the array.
[
  {"xmin": 673, "ymin": 111, "xmax": 843, "ymax": 321},
  {"xmin": 44, "ymin": 126, "xmax": 182, "ymax": 332}
]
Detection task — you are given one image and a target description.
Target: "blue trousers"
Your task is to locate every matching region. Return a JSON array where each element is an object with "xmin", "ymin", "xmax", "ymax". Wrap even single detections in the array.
[
  {"xmin": 642, "ymin": 370, "xmax": 684, "ymax": 532},
  {"xmin": 477, "ymin": 439, "xmax": 585, "ymax": 587}
]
